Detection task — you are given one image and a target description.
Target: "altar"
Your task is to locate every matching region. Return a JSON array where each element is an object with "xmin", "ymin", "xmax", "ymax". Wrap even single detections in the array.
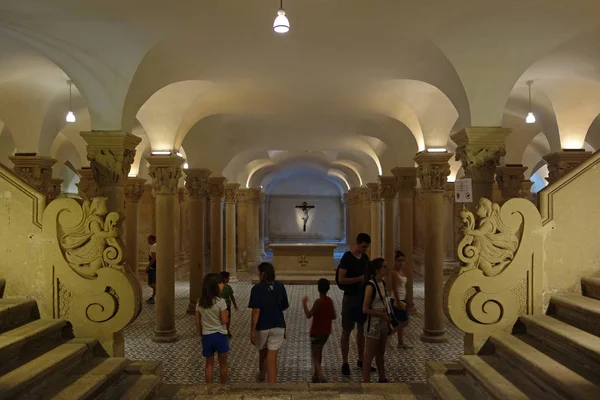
[{"xmin": 260, "ymin": 243, "xmax": 338, "ymax": 284}]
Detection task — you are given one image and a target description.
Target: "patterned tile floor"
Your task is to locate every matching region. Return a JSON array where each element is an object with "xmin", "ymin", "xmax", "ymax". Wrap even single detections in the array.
[{"xmin": 125, "ymin": 272, "xmax": 463, "ymax": 384}]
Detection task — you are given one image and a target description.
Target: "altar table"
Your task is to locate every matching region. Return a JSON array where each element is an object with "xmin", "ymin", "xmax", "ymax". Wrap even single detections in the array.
[{"xmin": 259, "ymin": 243, "xmax": 338, "ymax": 284}]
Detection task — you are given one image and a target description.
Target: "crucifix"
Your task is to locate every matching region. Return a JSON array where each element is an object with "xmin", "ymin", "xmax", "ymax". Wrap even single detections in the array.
[{"xmin": 295, "ymin": 201, "xmax": 315, "ymax": 232}]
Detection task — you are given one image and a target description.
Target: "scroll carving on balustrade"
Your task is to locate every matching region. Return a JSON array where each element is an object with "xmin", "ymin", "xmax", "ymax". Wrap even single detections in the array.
[
  {"xmin": 444, "ymin": 197, "xmax": 542, "ymax": 353},
  {"xmin": 43, "ymin": 197, "xmax": 141, "ymax": 347}
]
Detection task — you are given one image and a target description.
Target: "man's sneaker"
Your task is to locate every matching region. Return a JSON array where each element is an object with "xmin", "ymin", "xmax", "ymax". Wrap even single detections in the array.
[
  {"xmin": 357, "ymin": 360, "xmax": 376, "ymax": 372},
  {"xmin": 146, "ymin": 297, "xmax": 155, "ymax": 304},
  {"xmin": 341, "ymin": 363, "xmax": 351, "ymax": 376}
]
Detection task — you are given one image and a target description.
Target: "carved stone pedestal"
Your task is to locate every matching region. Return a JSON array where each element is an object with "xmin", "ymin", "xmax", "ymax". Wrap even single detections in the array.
[
  {"xmin": 9, "ymin": 154, "xmax": 56, "ymax": 195},
  {"xmin": 543, "ymin": 150, "xmax": 592, "ymax": 184}
]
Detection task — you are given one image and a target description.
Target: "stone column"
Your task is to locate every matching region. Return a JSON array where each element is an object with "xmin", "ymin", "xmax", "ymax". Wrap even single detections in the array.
[
  {"xmin": 236, "ymin": 189, "xmax": 249, "ymax": 271},
  {"xmin": 347, "ymin": 188, "xmax": 361, "ymax": 244},
  {"xmin": 358, "ymin": 187, "xmax": 371, "ymax": 238},
  {"xmin": 77, "ymin": 167, "xmax": 99, "ymax": 200},
  {"xmin": 9, "ymin": 154, "xmax": 56, "ymax": 196},
  {"xmin": 451, "ymin": 127, "xmax": 510, "ymax": 209},
  {"xmin": 184, "ymin": 168, "xmax": 211, "ymax": 314},
  {"xmin": 391, "ymin": 167, "xmax": 417, "ymax": 311},
  {"xmin": 342, "ymin": 193, "xmax": 350, "ymax": 247},
  {"xmin": 259, "ymin": 192, "xmax": 266, "ymax": 257},
  {"xmin": 81, "ymin": 131, "xmax": 141, "ymax": 217},
  {"xmin": 225, "ymin": 183, "xmax": 240, "ymax": 281},
  {"xmin": 208, "ymin": 177, "xmax": 226, "ymax": 273},
  {"xmin": 543, "ymin": 150, "xmax": 593, "ymax": 185},
  {"xmin": 415, "ymin": 151, "xmax": 452, "ymax": 343},
  {"xmin": 367, "ymin": 183, "xmax": 382, "ymax": 258},
  {"xmin": 443, "ymin": 182, "xmax": 459, "ymax": 274},
  {"xmin": 379, "ymin": 177, "xmax": 397, "ymax": 268},
  {"xmin": 148, "ymin": 154, "xmax": 183, "ymax": 343},
  {"xmin": 246, "ymin": 188, "xmax": 261, "ymax": 269},
  {"xmin": 125, "ymin": 177, "xmax": 146, "ymax": 271},
  {"xmin": 495, "ymin": 164, "xmax": 528, "ymax": 202}
]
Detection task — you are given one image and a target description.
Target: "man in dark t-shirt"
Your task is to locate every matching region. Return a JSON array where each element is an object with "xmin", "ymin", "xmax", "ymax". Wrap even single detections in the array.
[{"xmin": 337, "ymin": 233, "xmax": 371, "ymax": 376}]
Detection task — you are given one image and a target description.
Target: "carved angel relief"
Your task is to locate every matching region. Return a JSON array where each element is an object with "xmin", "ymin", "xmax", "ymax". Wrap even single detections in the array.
[
  {"xmin": 457, "ymin": 198, "xmax": 519, "ymax": 277},
  {"xmin": 59, "ymin": 197, "xmax": 124, "ymax": 278},
  {"xmin": 444, "ymin": 197, "xmax": 542, "ymax": 354}
]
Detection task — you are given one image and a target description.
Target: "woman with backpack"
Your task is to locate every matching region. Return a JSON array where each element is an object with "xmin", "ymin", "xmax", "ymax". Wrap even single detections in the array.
[{"xmin": 361, "ymin": 258, "xmax": 392, "ymax": 383}]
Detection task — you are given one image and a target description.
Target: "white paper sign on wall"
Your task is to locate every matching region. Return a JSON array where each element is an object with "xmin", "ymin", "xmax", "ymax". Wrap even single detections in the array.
[{"xmin": 454, "ymin": 178, "xmax": 473, "ymax": 203}]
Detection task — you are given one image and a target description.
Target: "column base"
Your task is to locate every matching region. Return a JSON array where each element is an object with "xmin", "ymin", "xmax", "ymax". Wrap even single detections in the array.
[
  {"xmin": 420, "ymin": 329, "xmax": 448, "ymax": 343},
  {"xmin": 153, "ymin": 329, "xmax": 179, "ymax": 343},
  {"xmin": 186, "ymin": 302, "xmax": 196, "ymax": 315}
]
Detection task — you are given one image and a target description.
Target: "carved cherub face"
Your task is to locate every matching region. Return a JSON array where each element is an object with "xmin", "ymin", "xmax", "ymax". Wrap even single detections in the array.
[
  {"xmin": 475, "ymin": 198, "xmax": 492, "ymax": 218},
  {"xmin": 91, "ymin": 198, "xmax": 109, "ymax": 216}
]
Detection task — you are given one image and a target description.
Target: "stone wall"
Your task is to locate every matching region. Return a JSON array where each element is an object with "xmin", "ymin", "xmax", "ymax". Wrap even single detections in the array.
[
  {"xmin": 539, "ymin": 150, "xmax": 600, "ymax": 306},
  {"xmin": 267, "ymin": 195, "xmax": 343, "ymax": 242},
  {"xmin": 0, "ymin": 163, "xmax": 48, "ymax": 307}
]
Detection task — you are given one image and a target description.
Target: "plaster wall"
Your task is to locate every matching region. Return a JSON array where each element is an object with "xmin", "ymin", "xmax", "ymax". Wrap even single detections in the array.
[
  {"xmin": 0, "ymin": 164, "xmax": 48, "ymax": 309},
  {"xmin": 540, "ymin": 151, "xmax": 600, "ymax": 305}
]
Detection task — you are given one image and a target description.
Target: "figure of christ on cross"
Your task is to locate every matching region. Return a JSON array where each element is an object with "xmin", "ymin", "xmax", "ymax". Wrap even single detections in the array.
[{"xmin": 295, "ymin": 201, "xmax": 315, "ymax": 232}]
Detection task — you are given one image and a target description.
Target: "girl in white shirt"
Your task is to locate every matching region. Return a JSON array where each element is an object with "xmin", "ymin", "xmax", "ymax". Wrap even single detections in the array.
[
  {"xmin": 196, "ymin": 273, "xmax": 230, "ymax": 384},
  {"xmin": 390, "ymin": 250, "xmax": 411, "ymax": 349}
]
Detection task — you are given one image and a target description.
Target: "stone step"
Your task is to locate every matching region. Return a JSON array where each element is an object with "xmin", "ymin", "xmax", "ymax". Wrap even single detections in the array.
[
  {"xmin": 520, "ymin": 314, "xmax": 600, "ymax": 371},
  {"xmin": 95, "ymin": 374, "xmax": 161, "ymax": 400},
  {"xmin": 428, "ymin": 373, "xmax": 482, "ymax": 400},
  {"xmin": 0, "ymin": 298, "xmax": 39, "ymax": 333},
  {"xmin": 32, "ymin": 357, "xmax": 130, "ymax": 400},
  {"xmin": 460, "ymin": 355, "xmax": 560, "ymax": 400},
  {"xmin": 549, "ymin": 294, "xmax": 600, "ymax": 337},
  {"xmin": 491, "ymin": 333, "xmax": 599, "ymax": 400},
  {"xmin": 582, "ymin": 276, "xmax": 600, "ymax": 301},
  {"xmin": 0, "ymin": 319, "xmax": 69, "ymax": 361},
  {"xmin": 0, "ymin": 338, "xmax": 97, "ymax": 400}
]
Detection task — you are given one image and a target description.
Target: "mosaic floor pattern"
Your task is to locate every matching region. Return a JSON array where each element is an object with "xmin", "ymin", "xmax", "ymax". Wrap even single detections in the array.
[{"xmin": 125, "ymin": 272, "xmax": 463, "ymax": 385}]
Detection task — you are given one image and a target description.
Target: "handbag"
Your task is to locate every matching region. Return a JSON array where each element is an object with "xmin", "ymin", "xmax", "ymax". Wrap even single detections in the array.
[{"xmin": 374, "ymin": 279, "xmax": 400, "ymax": 329}]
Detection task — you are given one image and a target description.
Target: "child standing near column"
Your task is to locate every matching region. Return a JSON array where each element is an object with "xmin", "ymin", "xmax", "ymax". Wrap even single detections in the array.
[
  {"xmin": 219, "ymin": 271, "xmax": 238, "ymax": 338},
  {"xmin": 196, "ymin": 273, "xmax": 229, "ymax": 384},
  {"xmin": 390, "ymin": 250, "xmax": 411, "ymax": 349},
  {"xmin": 302, "ymin": 278, "xmax": 337, "ymax": 383}
]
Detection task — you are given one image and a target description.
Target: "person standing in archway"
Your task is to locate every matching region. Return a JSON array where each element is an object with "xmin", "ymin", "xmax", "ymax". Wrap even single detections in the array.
[
  {"xmin": 145, "ymin": 234, "xmax": 157, "ymax": 304},
  {"xmin": 336, "ymin": 233, "xmax": 375, "ymax": 376}
]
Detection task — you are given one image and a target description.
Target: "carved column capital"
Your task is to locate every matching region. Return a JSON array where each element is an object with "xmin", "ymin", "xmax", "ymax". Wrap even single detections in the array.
[
  {"xmin": 80, "ymin": 131, "xmax": 141, "ymax": 186},
  {"xmin": 496, "ymin": 165, "xmax": 528, "ymax": 200},
  {"xmin": 184, "ymin": 168, "xmax": 211, "ymax": 199},
  {"xmin": 236, "ymin": 188, "xmax": 249, "ymax": 204},
  {"xmin": 224, "ymin": 183, "xmax": 241, "ymax": 203},
  {"xmin": 125, "ymin": 177, "xmax": 146, "ymax": 202},
  {"xmin": 358, "ymin": 187, "xmax": 371, "ymax": 205},
  {"xmin": 391, "ymin": 167, "xmax": 417, "ymax": 198},
  {"xmin": 76, "ymin": 167, "xmax": 100, "ymax": 200},
  {"xmin": 414, "ymin": 151, "xmax": 453, "ymax": 192},
  {"xmin": 9, "ymin": 154, "xmax": 56, "ymax": 195},
  {"xmin": 451, "ymin": 127, "xmax": 510, "ymax": 184},
  {"xmin": 543, "ymin": 150, "xmax": 592, "ymax": 184},
  {"xmin": 367, "ymin": 182, "xmax": 381, "ymax": 202},
  {"xmin": 346, "ymin": 187, "xmax": 361, "ymax": 205},
  {"xmin": 207, "ymin": 177, "xmax": 227, "ymax": 200},
  {"xmin": 378, "ymin": 176, "xmax": 397, "ymax": 200},
  {"xmin": 47, "ymin": 178, "xmax": 64, "ymax": 202},
  {"xmin": 147, "ymin": 155, "xmax": 184, "ymax": 196},
  {"xmin": 521, "ymin": 180, "xmax": 533, "ymax": 198}
]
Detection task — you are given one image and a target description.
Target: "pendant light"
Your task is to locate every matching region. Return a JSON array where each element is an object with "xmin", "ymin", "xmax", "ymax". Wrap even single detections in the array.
[
  {"xmin": 273, "ymin": 0, "xmax": 290, "ymax": 34},
  {"xmin": 65, "ymin": 80, "xmax": 76, "ymax": 123},
  {"xmin": 525, "ymin": 80, "xmax": 535, "ymax": 124}
]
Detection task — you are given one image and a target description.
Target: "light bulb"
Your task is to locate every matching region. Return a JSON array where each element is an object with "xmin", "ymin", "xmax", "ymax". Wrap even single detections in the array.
[
  {"xmin": 273, "ymin": 10, "xmax": 290, "ymax": 33},
  {"xmin": 526, "ymin": 112, "xmax": 536, "ymax": 124},
  {"xmin": 65, "ymin": 111, "xmax": 76, "ymax": 123}
]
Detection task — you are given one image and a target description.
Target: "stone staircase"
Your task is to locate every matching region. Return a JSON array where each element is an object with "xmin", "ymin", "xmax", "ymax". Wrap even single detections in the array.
[
  {"xmin": 428, "ymin": 276, "xmax": 600, "ymax": 399},
  {"xmin": 0, "ymin": 291, "xmax": 161, "ymax": 399}
]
